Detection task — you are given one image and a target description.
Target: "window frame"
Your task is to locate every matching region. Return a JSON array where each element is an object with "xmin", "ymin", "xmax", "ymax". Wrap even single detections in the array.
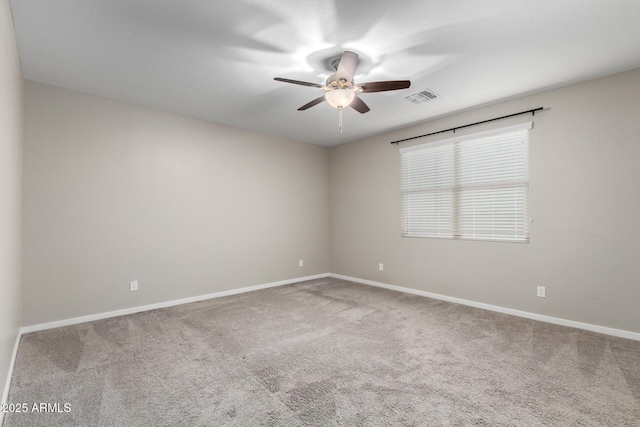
[{"xmin": 400, "ymin": 122, "xmax": 532, "ymax": 243}]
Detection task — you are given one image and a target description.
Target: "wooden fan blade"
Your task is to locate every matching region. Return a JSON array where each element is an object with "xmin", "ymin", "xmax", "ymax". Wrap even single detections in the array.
[
  {"xmin": 358, "ymin": 80, "xmax": 411, "ymax": 93},
  {"xmin": 298, "ymin": 96, "xmax": 326, "ymax": 111},
  {"xmin": 274, "ymin": 77, "xmax": 324, "ymax": 89},
  {"xmin": 336, "ymin": 51, "xmax": 359, "ymax": 83},
  {"xmin": 350, "ymin": 96, "xmax": 370, "ymax": 114}
]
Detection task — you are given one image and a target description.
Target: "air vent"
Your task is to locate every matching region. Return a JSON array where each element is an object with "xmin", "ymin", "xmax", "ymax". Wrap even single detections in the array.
[{"xmin": 404, "ymin": 89, "xmax": 439, "ymax": 104}]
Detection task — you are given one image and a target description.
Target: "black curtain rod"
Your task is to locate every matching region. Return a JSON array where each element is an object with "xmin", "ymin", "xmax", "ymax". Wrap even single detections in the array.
[{"xmin": 390, "ymin": 107, "xmax": 544, "ymax": 145}]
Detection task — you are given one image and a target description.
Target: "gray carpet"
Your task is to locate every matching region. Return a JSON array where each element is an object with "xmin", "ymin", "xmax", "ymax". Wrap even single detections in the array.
[{"xmin": 4, "ymin": 278, "xmax": 640, "ymax": 426}]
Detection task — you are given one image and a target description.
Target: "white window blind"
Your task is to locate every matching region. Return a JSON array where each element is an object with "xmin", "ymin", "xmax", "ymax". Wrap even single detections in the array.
[{"xmin": 400, "ymin": 122, "xmax": 531, "ymax": 242}]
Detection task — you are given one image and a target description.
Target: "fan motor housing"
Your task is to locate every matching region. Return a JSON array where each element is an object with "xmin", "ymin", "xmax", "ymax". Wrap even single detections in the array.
[{"xmin": 326, "ymin": 74, "xmax": 354, "ymax": 89}]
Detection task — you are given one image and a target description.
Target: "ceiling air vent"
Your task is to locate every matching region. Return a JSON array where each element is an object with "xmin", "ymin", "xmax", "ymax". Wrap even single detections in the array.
[{"xmin": 404, "ymin": 89, "xmax": 439, "ymax": 104}]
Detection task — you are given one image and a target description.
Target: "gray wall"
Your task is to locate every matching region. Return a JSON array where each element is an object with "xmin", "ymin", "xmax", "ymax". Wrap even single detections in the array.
[
  {"xmin": 20, "ymin": 63, "xmax": 640, "ymax": 334},
  {"xmin": 0, "ymin": 0, "xmax": 23, "ymax": 405},
  {"xmin": 329, "ymin": 68, "xmax": 640, "ymax": 333},
  {"xmin": 23, "ymin": 81, "xmax": 329, "ymax": 326}
]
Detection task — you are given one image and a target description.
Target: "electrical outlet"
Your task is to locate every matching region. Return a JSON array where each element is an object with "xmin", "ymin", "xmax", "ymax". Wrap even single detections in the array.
[
  {"xmin": 379, "ymin": 263, "xmax": 384, "ymax": 271},
  {"xmin": 130, "ymin": 280, "xmax": 138, "ymax": 291},
  {"xmin": 537, "ymin": 286, "xmax": 545, "ymax": 298},
  {"xmin": 299, "ymin": 259, "xmax": 304, "ymax": 267}
]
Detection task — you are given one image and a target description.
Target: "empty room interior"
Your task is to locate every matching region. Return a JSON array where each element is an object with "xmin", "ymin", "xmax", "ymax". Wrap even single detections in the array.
[{"xmin": 2, "ymin": 1, "xmax": 640, "ymax": 425}]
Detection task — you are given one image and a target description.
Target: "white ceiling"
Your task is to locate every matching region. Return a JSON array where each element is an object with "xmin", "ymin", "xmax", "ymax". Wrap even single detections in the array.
[{"xmin": 9, "ymin": 0, "xmax": 640, "ymax": 146}]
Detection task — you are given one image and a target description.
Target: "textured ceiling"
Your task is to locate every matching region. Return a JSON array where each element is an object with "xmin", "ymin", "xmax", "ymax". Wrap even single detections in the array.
[{"xmin": 9, "ymin": 0, "xmax": 640, "ymax": 146}]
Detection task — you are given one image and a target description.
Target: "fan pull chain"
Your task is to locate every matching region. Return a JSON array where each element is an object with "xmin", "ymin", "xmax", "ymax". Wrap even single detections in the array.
[{"xmin": 338, "ymin": 107, "xmax": 343, "ymax": 133}]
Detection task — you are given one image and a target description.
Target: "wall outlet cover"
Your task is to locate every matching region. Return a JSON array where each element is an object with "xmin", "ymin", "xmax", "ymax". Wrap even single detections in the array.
[{"xmin": 537, "ymin": 286, "xmax": 546, "ymax": 298}]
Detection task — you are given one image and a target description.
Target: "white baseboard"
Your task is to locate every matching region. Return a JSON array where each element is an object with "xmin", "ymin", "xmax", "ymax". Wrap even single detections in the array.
[
  {"xmin": 1, "ymin": 331, "xmax": 22, "ymax": 425},
  {"xmin": 21, "ymin": 273, "xmax": 330, "ymax": 334},
  {"xmin": 17, "ymin": 271, "xmax": 640, "ymax": 341},
  {"xmin": 328, "ymin": 273, "xmax": 640, "ymax": 341}
]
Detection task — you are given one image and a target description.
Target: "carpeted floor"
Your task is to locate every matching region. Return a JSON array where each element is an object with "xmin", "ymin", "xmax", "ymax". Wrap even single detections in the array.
[{"xmin": 4, "ymin": 277, "xmax": 640, "ymax": 426}]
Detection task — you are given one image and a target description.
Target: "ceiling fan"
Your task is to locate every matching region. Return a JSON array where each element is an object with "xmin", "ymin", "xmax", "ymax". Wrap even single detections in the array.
[{"xmin": 274, "ymin": 51, "xmax": 410, "ymax": 131}]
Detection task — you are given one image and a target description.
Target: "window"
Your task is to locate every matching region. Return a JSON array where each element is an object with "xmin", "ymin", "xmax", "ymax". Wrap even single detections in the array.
[{"xmin": 400, "ymin": 122, "xmax": 531, "ymax": 242}]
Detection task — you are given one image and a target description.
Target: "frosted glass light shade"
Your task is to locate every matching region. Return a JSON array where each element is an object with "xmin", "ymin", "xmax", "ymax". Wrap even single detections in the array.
[{"xmin": 325, "ymin": 89, "xmax": 355, "ymax": 109}]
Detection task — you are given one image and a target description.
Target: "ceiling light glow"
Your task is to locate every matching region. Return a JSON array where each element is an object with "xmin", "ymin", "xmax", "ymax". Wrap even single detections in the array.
[{"xmin": 325, "ymin": 89, "xmax": 355, "ymax": 109}]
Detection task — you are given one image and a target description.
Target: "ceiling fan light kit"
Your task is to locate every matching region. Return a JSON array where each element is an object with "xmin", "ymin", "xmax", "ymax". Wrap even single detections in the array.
[
  {"xmin": 274, "ymin": 51, "xmax": 411, "ymax": 133},
  {"xmin": 325, "ymin": 88, "xmax": 355, "ymax": 109}
]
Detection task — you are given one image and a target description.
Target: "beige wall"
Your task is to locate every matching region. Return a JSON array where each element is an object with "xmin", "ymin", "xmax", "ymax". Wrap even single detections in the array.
[
  {"xmin": 20, "ymin": 61, "xmax": 640, "ymax": 334},
  {"xmin": 0, "ymin": 0, "xmax": 23, "ymax": 405},
  {"xmin": 23, "ymin": 81, "xmax": 329, "ymax": 326},
  {"xmin": 330, "ymin": 68, "xmax": 640, "ymax": 333}
]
